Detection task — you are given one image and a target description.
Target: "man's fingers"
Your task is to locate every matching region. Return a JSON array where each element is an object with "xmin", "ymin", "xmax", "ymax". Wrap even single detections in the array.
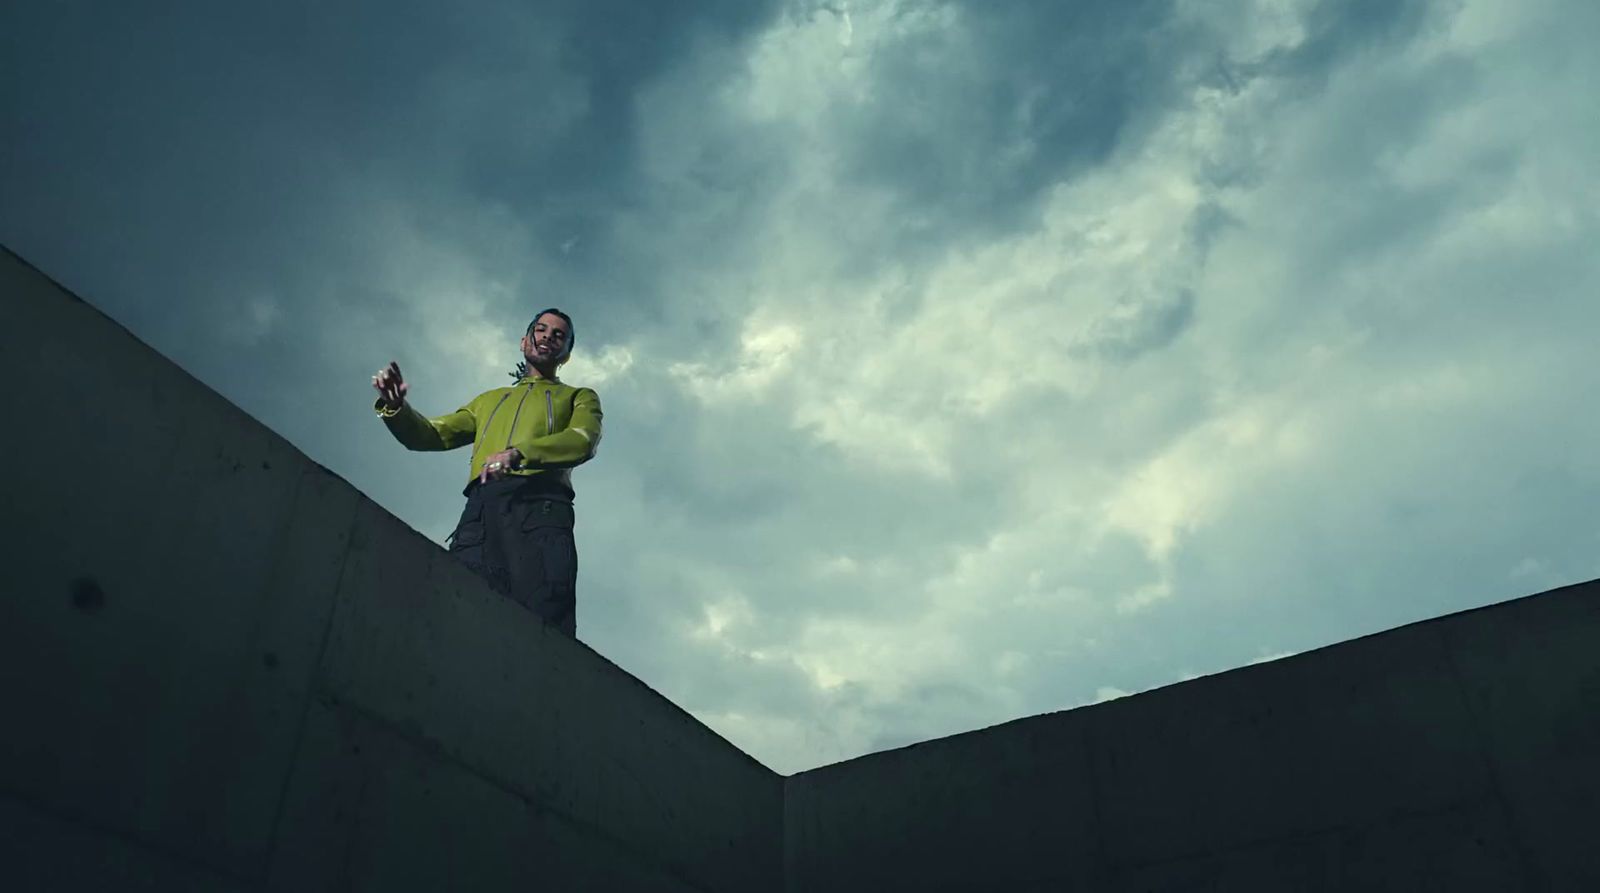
[
  {"xmin": 369, "ymin": 363, "xmax": 408, "ymax": 406},
  {"xmin": 480, "ymin": 455, "xmax": 510, "ymax": 483},
  {"xmin": 373, "ymin": 370, "xmax": 404, "ymax": 407},
  {"xmin": 372, "ymin": 365, "xmax": 407, "ymax": 409}
]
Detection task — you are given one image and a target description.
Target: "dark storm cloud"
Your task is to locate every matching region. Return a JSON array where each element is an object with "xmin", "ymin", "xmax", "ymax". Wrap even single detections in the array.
[
  {"xmin": 1072, "ymin": 289, "xmax": 1196, "ymax": 362},
  {"xmin": 1196, "ymin": 0, "xmax": 1436, "ymax": 98},
  {"xmin": 836, "ymin": 0, "xmax": 1191, "ymax": 243},
  {"xmin": 2, "ymin": 0, "xmax": 783, "ymax": 312},
  {"xmin": 795, "ymin": 0, "xmax": 1450, "ymax": 320},
  {"xmin": 1277, "ymin": 0, "xmax": 1435, "ymax": 81}
]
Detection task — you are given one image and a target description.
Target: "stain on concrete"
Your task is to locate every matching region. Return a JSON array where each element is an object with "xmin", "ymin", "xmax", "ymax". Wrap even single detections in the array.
[{"xmin": 69, "ymin": 576, "xmax": 106, "ymax": 612}]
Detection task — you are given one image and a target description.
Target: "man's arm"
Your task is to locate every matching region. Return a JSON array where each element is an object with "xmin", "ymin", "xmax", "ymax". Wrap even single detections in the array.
[
  {"xmin": 372, "ymin": 360, "xmax": 476, "ymax": 451},
  {"xmin": 376, "ymin": 401, "xmax": 476, "ymax": 451},
  {"xmin": 512, "ymin": 388, "xmax": 602, "ymax": 468}
]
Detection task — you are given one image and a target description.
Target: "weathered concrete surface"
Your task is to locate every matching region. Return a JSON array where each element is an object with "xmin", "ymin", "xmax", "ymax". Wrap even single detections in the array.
[
  {"xmin": 0, "ymin": 246, "xmax": 781, "ymax": 892},
  {"xmin": 785, "ymin": 578, "xmax": 1600, "ymax": 892}
]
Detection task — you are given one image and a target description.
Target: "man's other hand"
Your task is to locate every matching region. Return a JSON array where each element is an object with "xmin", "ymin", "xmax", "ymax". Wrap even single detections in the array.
[
  {"xmin": 372, "ymin": 361, "xmax": 408, "ymax": 410},
  {"xmin": 480, "ymin": 448, "xmax": 522, "ymax": 483}
]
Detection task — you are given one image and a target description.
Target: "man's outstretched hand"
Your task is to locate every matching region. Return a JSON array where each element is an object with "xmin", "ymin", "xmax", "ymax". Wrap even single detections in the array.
[{"xmin": 372, "ymin": 361, "xmax": 408, "ymax": 410}]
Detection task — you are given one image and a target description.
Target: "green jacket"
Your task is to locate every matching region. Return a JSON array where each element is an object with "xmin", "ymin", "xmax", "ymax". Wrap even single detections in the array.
[{"xmin": 376, "ymin": 376, "xmax": 603, "ymax": 492}]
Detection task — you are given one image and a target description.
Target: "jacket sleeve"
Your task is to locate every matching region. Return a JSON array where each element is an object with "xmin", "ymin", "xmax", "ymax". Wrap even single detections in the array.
[
  {"xmin": 513, "ymin": 388, "xmax": 602, "ymax": 468},
  {"xmin": 374, "ymin": 399, "xmax": 477, "ymax": 451}
]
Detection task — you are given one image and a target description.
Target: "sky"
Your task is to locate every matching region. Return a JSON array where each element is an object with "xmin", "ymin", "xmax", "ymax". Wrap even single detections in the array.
[{"xmin": 4, "ymin": 0, "xmax": 1597, "ymax": 775}]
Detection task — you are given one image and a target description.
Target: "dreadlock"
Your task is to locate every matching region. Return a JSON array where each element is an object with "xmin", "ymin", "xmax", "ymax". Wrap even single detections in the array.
[{"xmin": 510, "ymin": 308, "xmax": 576, "ymax": 380}]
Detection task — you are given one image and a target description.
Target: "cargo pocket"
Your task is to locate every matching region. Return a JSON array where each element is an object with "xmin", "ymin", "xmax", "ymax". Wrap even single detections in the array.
[
  {"xmin": 447, "ymin": 500, "xmax": 487, "ymax": 551},
  {"xmin": 518, "ymin": 498, "xmax": 575, "ymax": 532},
  {"xmin": 502, "ymin": 496, "xmax": 577, "ymax": 632},
  {"xmin": 524, "ymin": 525, "xmax": 577, "ymax": 634}
]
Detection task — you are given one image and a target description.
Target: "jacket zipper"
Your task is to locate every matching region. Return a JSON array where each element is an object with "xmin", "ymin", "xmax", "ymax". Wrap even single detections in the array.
[
  {"xmin": 475, "ymin": 391, "xmax": 514, "ymax": 474},
  {"xmin": 503, "ymin": 385, "xmax": 532, "ymax": 449},
  {"xmin": 545, "ymin": 390, "xmax": 555, "ymax": 436},
  {"xmin": 479, "ymin": 391, "xmax": 512, "ymax": 440}
]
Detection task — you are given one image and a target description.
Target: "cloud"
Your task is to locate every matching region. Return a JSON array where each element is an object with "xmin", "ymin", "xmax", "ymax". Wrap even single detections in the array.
[{"xmin": 4, "ymin": 0, "xmax": 1597, "ymax": 774}]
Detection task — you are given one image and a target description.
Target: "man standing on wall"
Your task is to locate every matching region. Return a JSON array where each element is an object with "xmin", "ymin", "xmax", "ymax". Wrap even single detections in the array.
[{"xmin": 371, "ymin": 309, "xmax": 602, "ymax": 637}]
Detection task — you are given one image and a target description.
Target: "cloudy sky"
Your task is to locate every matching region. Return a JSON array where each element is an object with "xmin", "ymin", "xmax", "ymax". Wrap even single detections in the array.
[{"xmin": 4, "ymin": 0, "xmax": 1597, "ymax": 774}]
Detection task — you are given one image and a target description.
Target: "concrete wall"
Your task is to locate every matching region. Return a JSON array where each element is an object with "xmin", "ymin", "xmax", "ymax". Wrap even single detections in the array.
[
  {"xmin": 6, "ymin": 243, "xmax": 1597, "ymax": 891},
  {"xmin": 0, "ymin": 246, "xmax": 782, "ymax": 892},
  {"xmin": 784, "ymin": 579, "xmax": 1600, "ymax": 892}
]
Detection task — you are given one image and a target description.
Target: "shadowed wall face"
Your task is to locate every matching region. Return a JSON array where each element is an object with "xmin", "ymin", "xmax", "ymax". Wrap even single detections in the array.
[
  {"xmin": 784, "ymin": 580, "xmax": 1600, "ymax": 892},
  {"xmin": 0, "ymin": 248, "xmax": 782, "ymax": 892}
]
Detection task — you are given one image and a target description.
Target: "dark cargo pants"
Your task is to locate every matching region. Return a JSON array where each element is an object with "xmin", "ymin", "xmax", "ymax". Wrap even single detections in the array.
[{"xmin": 448, "ymin": 476, "xmax": 578, "ymax": 637}]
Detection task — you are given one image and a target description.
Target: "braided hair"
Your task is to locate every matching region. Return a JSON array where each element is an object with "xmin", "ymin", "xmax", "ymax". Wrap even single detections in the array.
[{"xmin": 511, "ymin": 308, "xmax": 576, "ymax": 380}]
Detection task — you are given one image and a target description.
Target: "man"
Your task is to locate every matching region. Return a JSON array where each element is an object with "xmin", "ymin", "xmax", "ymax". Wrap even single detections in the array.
[{"xmin": 371, "ymin": 309, "xmax": 602, "ymax": 636}]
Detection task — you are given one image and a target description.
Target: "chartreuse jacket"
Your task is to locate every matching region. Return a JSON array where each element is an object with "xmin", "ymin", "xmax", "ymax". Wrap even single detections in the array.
[{"xmin": 376, "ymin": 376, "xmax": 602, "ymax": 493}]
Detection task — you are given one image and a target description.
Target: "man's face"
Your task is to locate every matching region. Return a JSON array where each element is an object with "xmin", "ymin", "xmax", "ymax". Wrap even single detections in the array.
[{"xmin": 524, "ymin": 313, "xmax": 571, "ymax": 363}]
